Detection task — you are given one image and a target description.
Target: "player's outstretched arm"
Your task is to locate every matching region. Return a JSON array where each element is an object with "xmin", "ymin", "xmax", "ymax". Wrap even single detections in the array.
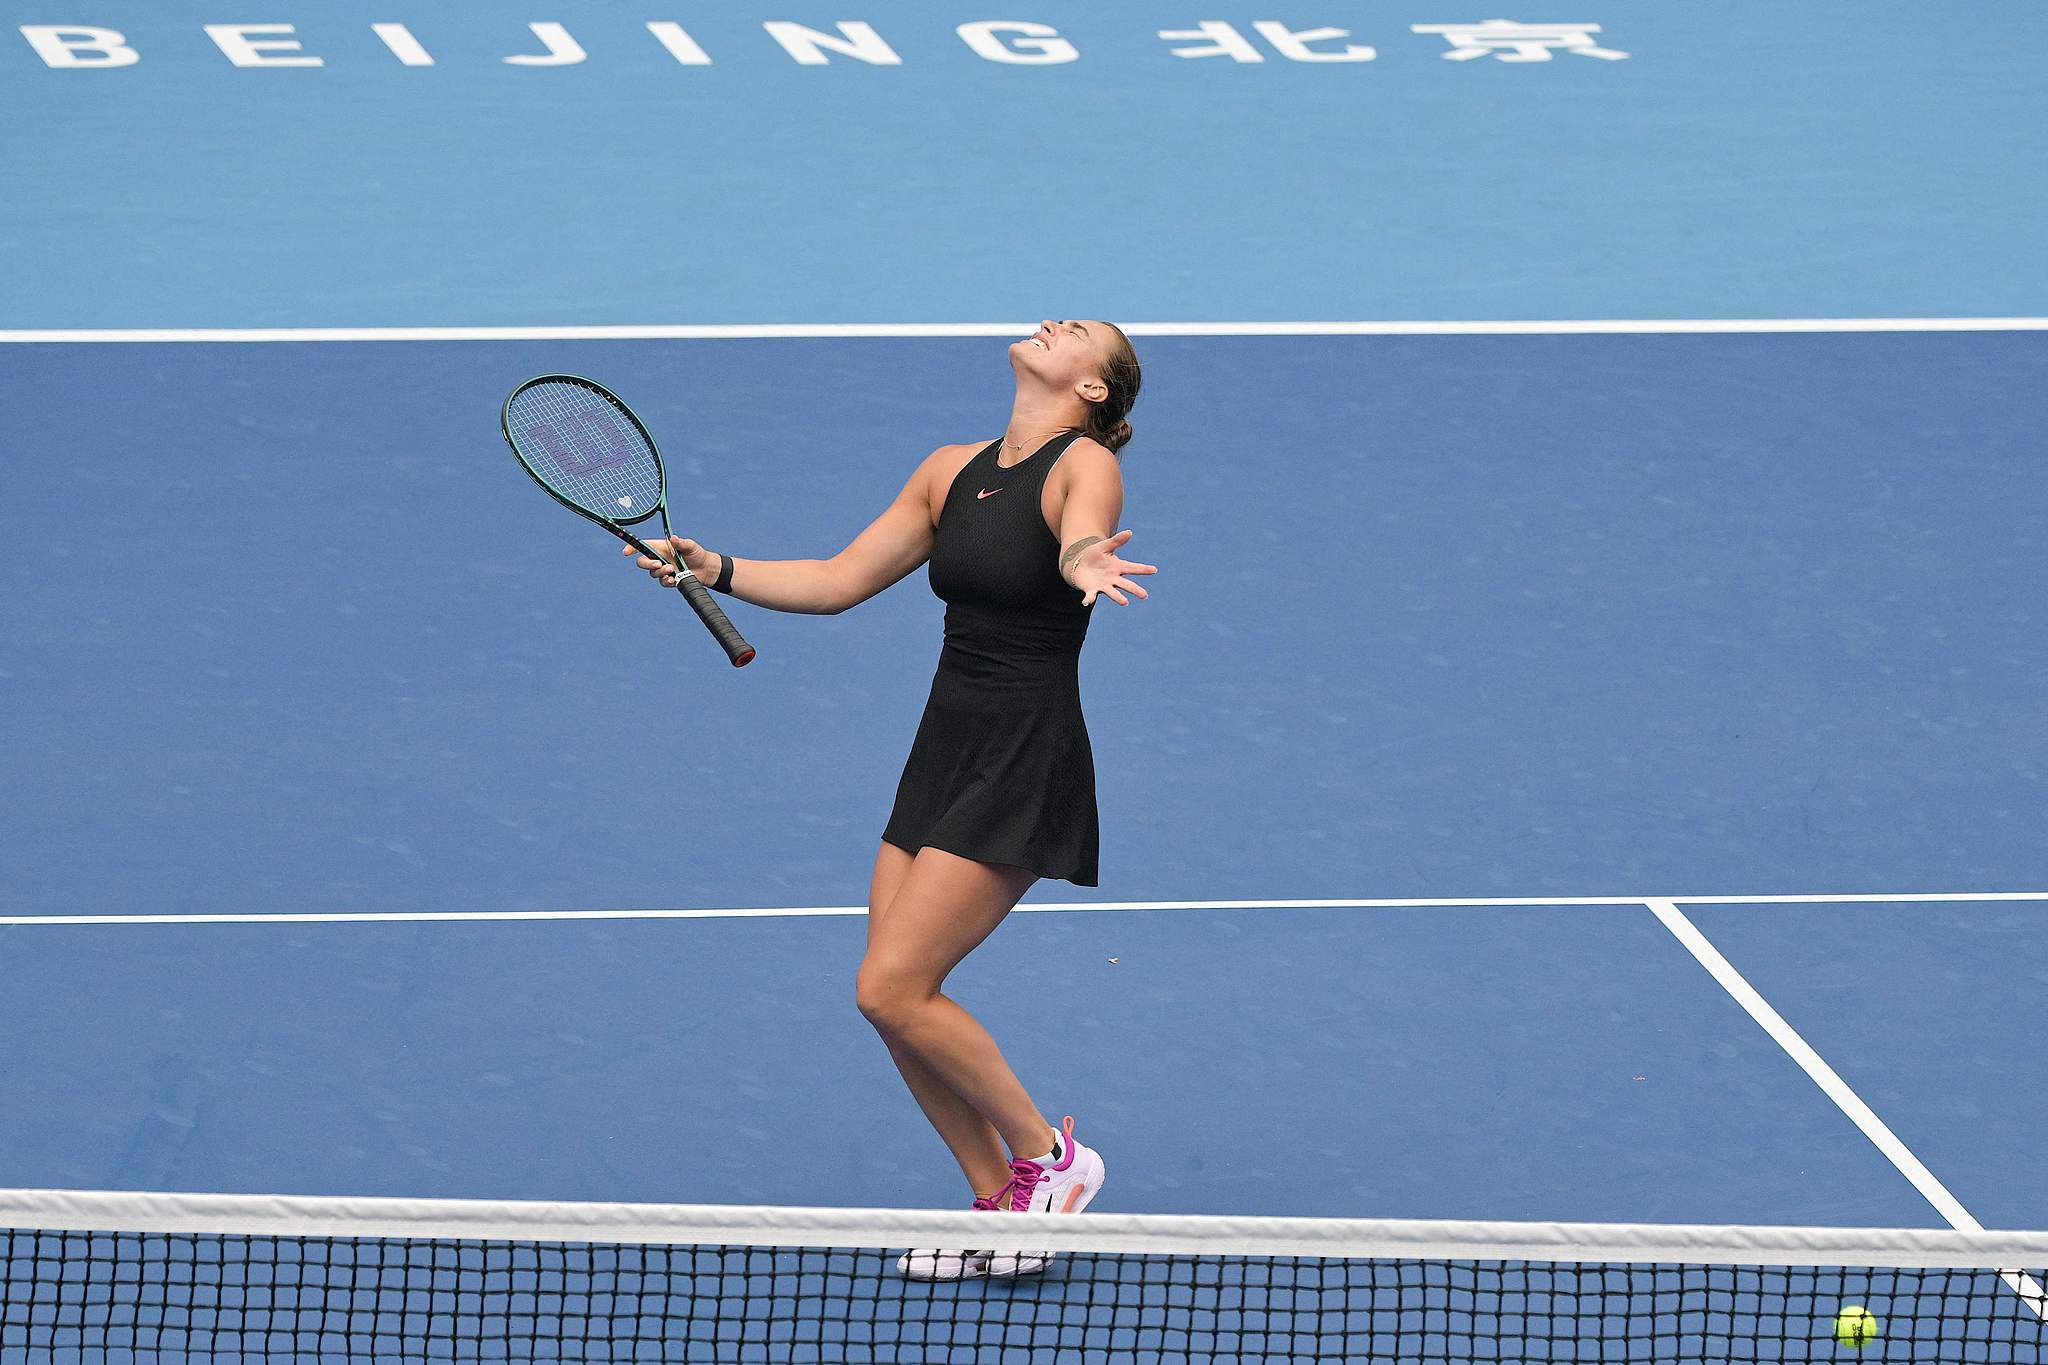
[
  {"xmin": 1054, "ymin": 440, "xmax": 1158, "ymax": 608},
  {"xmin": 626, "ymin": 446, "xmax": 955, "ymax": 614}
]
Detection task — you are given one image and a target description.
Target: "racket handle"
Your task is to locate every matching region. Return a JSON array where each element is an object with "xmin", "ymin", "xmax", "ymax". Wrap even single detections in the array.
[{"xmin": 674, "ymin": 571, "xmax": 757, "ymax": 667}]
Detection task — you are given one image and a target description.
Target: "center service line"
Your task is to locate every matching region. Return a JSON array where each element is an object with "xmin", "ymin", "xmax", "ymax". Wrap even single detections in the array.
[{"xmin": 1646, "ymin": 899, "xmax": 2047, "ymax": 1318}]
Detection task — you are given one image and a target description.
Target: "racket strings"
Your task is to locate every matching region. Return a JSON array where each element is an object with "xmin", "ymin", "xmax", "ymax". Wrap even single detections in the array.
[{"xmin": 506, "ymin": 381, "xmax": 664, "ymax": 522}]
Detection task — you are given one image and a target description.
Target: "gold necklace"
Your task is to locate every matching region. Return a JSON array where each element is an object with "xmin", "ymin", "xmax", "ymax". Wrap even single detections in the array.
[{"xmin": 1004, "ymin": 428, "xmax": 1068, "ymax": 453}]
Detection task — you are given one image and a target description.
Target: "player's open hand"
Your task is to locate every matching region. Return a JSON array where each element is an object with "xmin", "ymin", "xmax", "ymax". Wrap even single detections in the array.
[
  {"xmin": 1061, "ymin": 529, "xmax": 1157, "ymax": 607},
  {"xmin": 625, "ymin": 535, "xmax": 719, "ymax": 588}
]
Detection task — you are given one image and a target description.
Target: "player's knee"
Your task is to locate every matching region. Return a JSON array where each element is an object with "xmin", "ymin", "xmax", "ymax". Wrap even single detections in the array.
[
  {"xmin": 853, "ymin": 960, "xmax": 898, "ymax": 1027},
  {"xmin": 854, "ymin": 957, "xmax": 926, "ymax": 1030}
]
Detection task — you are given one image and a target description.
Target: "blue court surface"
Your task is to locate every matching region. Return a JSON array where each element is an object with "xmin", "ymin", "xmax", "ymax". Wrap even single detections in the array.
[{"xmin": 2, "ymin": 0, "xmax": 2046, "ymax": 1304}]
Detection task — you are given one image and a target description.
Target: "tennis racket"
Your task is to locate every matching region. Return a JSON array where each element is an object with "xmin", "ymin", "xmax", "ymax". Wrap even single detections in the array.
[{"xmin": 502, "ymin": 374, "xmax": 755, "ymax": 667}]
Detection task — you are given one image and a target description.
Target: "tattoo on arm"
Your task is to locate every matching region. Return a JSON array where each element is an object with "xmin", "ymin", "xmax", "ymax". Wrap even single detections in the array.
[{"xmin": 1060, "ymin": 536, "xmax": 1104, "ymax": 580}]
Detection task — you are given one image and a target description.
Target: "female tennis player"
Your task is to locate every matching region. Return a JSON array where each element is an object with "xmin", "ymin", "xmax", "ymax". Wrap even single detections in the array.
[{"xmin": 629, "ymin": 320, "xmax": 1151, "ymax": 1278}]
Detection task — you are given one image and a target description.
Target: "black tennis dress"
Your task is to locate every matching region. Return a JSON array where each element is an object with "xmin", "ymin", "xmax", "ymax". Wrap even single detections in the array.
[{"xmin": 882, "ymin": 432, "xmax": 1099, "ymax": 886}]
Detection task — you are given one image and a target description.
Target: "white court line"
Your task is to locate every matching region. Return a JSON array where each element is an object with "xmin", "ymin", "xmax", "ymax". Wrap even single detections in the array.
[
  {"xmin": 1, "ymin": 318, "xmax": 2046, "ymax": 343},
  {"xmin": 1647, "ymin": 899, "xmax": 2048, "ymax": 1319},
  {"xmin": 0, "ymin": 891, "xmax": 2043, "ymax": 927}
]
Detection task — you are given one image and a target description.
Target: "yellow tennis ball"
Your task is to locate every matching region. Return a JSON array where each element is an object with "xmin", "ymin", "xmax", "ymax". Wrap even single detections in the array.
[{"xmin": 1835, "ymin": 1304, "xmax": 1880, "ymax": 1349}]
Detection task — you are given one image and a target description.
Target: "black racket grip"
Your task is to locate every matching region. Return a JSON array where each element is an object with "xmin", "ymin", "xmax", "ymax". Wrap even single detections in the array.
[{"xmin": 675, "ymin": 571, "xmax": 756, "ymax": 667}]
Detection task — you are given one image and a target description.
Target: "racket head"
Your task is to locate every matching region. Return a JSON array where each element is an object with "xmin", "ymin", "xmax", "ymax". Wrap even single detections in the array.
[{"xmin": 502, "ymin": 375, "xmax": 666, "ymax": 527}]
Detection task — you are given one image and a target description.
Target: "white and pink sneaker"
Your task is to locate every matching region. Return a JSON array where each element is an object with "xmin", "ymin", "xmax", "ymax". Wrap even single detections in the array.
[
  {"xmin": 895, "ymin": 1193, "xmax": 1002, "ymax": 1281},
  {"xmin": 894, "ymin": 1118, "xmax": 1106, "ymax": 1281},
  {"xmin": 985, "ymin": 1116, "xmax": 1105, "ymax": 1278}
]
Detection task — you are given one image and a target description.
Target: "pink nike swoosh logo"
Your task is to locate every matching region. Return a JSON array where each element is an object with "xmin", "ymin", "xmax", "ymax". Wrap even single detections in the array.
[{"xmin": 977, "ymin": 488, "xmax": 1002, "ymax": 499}]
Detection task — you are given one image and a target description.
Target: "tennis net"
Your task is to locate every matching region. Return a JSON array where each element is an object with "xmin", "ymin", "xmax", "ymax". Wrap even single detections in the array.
[{"xmin": 2, "ymin": 1187, "xmax": 2044, "ymax": 1362}]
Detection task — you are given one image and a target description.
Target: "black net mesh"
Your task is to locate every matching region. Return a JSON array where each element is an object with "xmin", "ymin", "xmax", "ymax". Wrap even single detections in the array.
[{"xmin": 3, "ymin": 1223, "xmax": 2045, "ymax": 1362}]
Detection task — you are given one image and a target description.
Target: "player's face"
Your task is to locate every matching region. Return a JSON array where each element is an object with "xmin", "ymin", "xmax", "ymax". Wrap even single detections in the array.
[{"xmin": 1010, "ymin": 319, "xmax": 1113, "ymax": 404}]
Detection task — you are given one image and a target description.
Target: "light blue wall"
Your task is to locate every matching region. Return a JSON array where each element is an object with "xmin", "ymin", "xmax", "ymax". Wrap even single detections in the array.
[{"xmin": 6, "ymin": 1, "xmax": 2045, "ymax": 325}]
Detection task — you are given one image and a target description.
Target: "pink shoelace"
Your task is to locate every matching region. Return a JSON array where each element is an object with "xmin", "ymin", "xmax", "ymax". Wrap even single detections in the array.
[{"xmin": 995, "ymin": 1158, "xmax": 1048, "ymax": 1212}]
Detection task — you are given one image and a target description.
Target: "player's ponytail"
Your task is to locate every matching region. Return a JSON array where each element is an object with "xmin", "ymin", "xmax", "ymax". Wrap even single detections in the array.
[{"xmin": 1084, "ymin": 324, "xmax": 1141, "ymax": 454}]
